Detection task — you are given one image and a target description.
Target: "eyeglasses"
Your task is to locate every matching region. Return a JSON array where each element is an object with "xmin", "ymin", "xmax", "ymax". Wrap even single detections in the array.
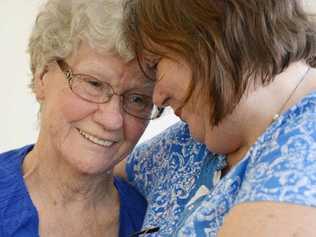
[{"xmin": 56, "ymin": 60, "xmax": 163, "ymax": 120}]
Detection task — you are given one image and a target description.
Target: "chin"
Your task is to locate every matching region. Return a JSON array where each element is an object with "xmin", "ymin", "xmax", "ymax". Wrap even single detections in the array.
[
  {"xmin": 205, "ymin": 140, "xmax": 240, "ymax": 155},
  {"xmin": 204, "ymin": 137, "xmax": 226, "ymax": 154},
  {"xmin": 206, "ymin": 145, "xmax": 224, "ymax": 155},
  {"xmin": 75, "ymin": 161, "xmax": 115, "ymax": 175},
  {"xmin": 64, "ymin": 149, "xmax": 117, "ymax": 175}
]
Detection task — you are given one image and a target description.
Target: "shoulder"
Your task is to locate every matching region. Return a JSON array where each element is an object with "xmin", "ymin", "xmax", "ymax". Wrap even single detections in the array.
[
  {"xmin": 253, "ymin": 92, "xmax": 316, "ymax": 175},
  {"xmin": 219, "ymin": 201, "xmax": 316, "ymax": 237},
  {"xmin": 114, "ymin": 176, "xmax": 147, "ymax": 220},
  {"xmin": 0, "ymin": 145, "xmax": 38, "ymax": 236},
  {"xmin": 0, "ymin": 145, "xmax": 33, "ymax": 194},
  {"xmin": 126, "ymin": 122, "xmax": 212, "ymax": 195},
  {"xmin": 0, "ymin": 145, "xmax": 33, "ymax": 166},
  {"xmin": 219, "ymin": 94, "xmax": 316, "ymax": 236},
  {"xmin": 0, "ymin": 144, "xmax": 33, "ymax": 196},
  {"xmin": 131, "ymin": 121, "xmax": 193, "ymax": 155},
  {"xmin": 0, "ymin": 145, "xmax": 33, "ymax": 191},
  {"xmin": 237, "ymin": 94, "xmax": 316, "ymax": 205},
  {"xmin": 114, "ymin": 176, "xmax": 147, "ymax": 235},
  {"xmin": 114, "ymin": 176, "xmax": 147, "ymax": 210},
  {"xmin": 128, "ymin": 121, "xmax": 209, "ymax": 171}
]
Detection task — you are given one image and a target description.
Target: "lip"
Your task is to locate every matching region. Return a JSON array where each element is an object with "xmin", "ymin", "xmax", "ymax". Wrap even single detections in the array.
[{"xmin": 76, "ymin": 128, "xmax": 118, "ymax": 147}]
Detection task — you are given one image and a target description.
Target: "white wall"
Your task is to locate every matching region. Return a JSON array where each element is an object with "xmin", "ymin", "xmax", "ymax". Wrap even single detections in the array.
[
  {"xmin": 1, "ymin": 0, "xmax": 315, "ymax": 152},
  {"xmin": 0, "ymin": 0, "xmax": 179, "ymax": 152},
  {"xmin": 0, "ymin": 0, "xmax": 42, "ymax": 151},
  {"xmin": 304, "ymin": 0, "xmax": 316, "ymax": 17}
]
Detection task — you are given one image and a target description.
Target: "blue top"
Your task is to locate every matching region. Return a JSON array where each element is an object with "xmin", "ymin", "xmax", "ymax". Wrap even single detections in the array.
[
  {"xmin": 0, "ymin": 145, "xmax": 146, "ymax": 237},
  {"xmin": 127, "ymin": 92, "xmax": 316, "ymax": 236}
]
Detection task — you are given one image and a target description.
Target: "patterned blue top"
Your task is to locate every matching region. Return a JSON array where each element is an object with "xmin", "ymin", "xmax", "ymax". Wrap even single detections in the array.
[
  {"xmin": 127, "ymin": 92, "xmax": 316, "ymax": 236},
  {"xmin": 0, "ymin": 145, "xmax": 147, "ymax": 237}
]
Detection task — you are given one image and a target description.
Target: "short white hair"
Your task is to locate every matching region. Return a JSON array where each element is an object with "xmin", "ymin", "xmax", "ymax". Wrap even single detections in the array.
[{"xmin": 28, "ymin": 0, "xmax": 132, "ymax": 91}]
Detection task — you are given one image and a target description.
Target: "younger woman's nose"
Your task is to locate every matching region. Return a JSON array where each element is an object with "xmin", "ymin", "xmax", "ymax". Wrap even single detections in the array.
[{"xmin": 152, "ymin": 72, "xmax": 173, "ymax": 108}]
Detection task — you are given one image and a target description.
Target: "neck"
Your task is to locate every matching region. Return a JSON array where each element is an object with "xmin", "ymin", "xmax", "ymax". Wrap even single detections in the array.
[
  {"xmin": 23, "ymin": 142, "xmax": 117, "ymax": 208},
  {"xmin": 226, "ymin": 61, "xmax": 313, "ymax": 169}
]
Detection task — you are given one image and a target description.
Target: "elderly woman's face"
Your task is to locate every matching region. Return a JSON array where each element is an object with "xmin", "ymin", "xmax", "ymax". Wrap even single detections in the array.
[{"xmin": 35, "ymin": 42, "xmax": 151, "ymax": 174}]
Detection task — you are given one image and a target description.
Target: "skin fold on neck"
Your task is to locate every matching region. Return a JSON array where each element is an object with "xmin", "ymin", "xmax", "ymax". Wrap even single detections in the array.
[{"xmin": 23, "ymin": 142, "xmax": 120, "ymax": 236}]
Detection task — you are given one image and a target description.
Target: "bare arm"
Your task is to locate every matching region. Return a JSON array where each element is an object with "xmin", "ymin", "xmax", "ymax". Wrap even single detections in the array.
[{"xmin": 218, "ymin": 202, "xmax": 316, "ymax": 237}]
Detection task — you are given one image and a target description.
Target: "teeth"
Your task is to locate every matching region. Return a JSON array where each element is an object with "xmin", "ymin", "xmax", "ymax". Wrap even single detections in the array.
[{"xmin": 78, "ymin": 129, "xmax": 114, "ymax": 147}]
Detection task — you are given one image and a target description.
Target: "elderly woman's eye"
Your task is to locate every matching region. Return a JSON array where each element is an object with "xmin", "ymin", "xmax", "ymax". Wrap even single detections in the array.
[
  {"xmin": 87, "ymin": 79, "xmax": 103, "ymax": 88},
  {"xmin": 127, "ymin": 94, "xmax": 151, "ymax": 110},
  {"xmin": 132, "ymin": 94, "xmax": 147, "ymax": 104}
]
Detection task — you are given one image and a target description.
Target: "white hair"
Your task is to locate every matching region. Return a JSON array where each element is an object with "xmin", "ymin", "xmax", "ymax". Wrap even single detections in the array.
[{"xmin": 28, "ymin": 0, "xmax": 132, "ymax": 91}]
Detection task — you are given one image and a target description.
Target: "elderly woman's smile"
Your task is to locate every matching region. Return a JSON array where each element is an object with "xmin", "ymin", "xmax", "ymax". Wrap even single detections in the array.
[
  {"xmin": 35, "ymin": 41, "xmax": 150, "ymax": 175},
  {"xmin": 77, "ymin": 128, "xmax": 117, "ymax": 147}
]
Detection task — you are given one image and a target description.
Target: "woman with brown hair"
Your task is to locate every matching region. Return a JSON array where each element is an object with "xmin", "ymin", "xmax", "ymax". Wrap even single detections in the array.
[{"xmin": 121, "ymin": 0, "xmax": 316, "ymax": 236}]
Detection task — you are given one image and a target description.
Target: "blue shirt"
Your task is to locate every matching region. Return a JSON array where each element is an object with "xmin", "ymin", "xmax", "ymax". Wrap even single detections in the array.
[
  {"xmin": 0, "ymin": 145, "xmax": 146, "ymax": 237},
  {"xmin": 127, "ymin": 92, "xmax": 316, "ymax": 236}
]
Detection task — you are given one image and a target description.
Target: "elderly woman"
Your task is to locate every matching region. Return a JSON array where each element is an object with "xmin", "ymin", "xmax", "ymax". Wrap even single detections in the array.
[
  {"xmin": 120, "ymin": 0, "xmax": 316, "ymax": 236},
  {"xmin": 0, "ymin": 0, "xmax": 162, "ymax": 236}
]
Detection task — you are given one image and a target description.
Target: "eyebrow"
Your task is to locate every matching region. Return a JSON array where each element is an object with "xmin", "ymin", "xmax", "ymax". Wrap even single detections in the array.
[{"xmin": 72, "ymin": 62, "xmax": 122, "ymax": 83}]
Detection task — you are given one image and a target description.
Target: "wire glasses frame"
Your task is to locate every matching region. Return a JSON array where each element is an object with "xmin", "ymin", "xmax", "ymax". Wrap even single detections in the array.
[{"xmin": 56, "ymin": 59, "xmax": 163, "ymax": 120}]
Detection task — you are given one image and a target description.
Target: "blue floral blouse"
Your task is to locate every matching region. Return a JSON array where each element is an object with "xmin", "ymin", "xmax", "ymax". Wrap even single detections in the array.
[{"xmin": 126, "ymin": 92, "xmax": 316, "ymax": 236}]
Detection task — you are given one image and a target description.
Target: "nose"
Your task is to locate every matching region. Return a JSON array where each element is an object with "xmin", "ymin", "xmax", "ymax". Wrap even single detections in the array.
[
  {"xmin": 152, "ymin": 73, "xmax": 171, "ymax": 108},
  {"xmin": 93, "ymin": 95, "xmax": 123, "ymax": 131},
  {"xmin": 152, "ymin": 83, "xmax": 168, "ymax": 108}
]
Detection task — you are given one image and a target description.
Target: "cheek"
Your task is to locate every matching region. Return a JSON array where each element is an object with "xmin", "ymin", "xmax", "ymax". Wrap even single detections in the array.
[
  {"xmin": 41, "ymin": 90, "xmax": 97, "ymax": 139},
  {"xmin": 124, "ymin": 118, "xmax": 148, "ymax": 144},
  {"xmin": 182, "ymin": 102, "xmax": 208, "ymax": 141},
  {"xmin": 60, "ymin": 92, "xmax": 96, "ymax": 122}
]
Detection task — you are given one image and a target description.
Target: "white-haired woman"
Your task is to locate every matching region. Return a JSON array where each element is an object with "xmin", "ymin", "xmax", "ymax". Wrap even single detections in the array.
[{"xmin": 0, "ymin": 0, "xmax": 162, "ymax": 236}]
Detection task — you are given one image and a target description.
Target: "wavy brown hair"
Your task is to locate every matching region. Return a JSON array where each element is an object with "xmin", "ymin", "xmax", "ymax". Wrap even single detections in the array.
[{"xmin": 123, "ymin": 0, "xmax": 316, "ymax": 125}]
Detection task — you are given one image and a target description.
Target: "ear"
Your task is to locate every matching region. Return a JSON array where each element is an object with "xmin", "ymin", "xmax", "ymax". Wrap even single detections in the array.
[{"xmin": 34, "ymin": 66, "xmax": 48, "ymax": 102}]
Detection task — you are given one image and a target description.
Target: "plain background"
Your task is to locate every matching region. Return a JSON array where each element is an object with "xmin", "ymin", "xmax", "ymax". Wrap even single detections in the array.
[{"xmin": 0, "ymin": 0, "xmax": 315, "ymax": 152}]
